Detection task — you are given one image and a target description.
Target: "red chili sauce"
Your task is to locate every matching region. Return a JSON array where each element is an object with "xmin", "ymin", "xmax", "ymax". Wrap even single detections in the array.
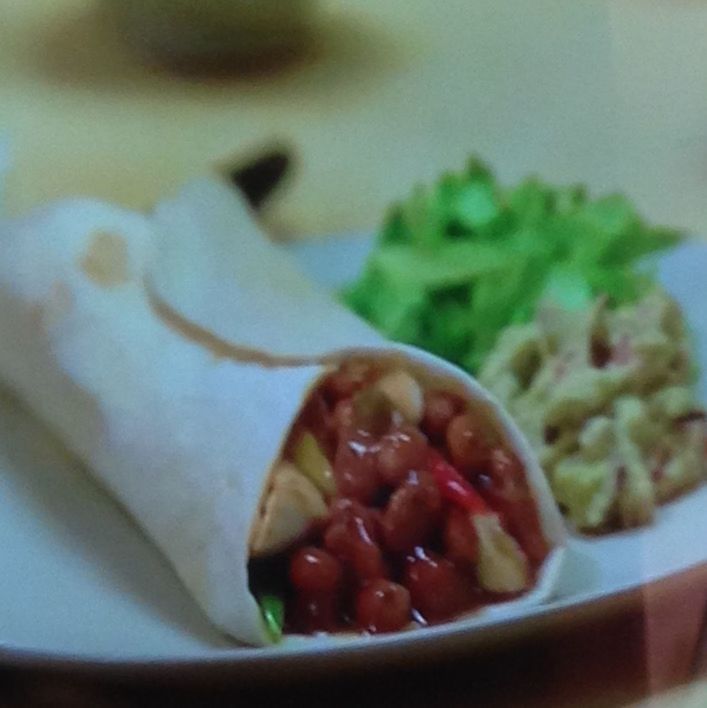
[{"xmin": 249, "ymin": 360, "xmax": 549, "ymax": 635}]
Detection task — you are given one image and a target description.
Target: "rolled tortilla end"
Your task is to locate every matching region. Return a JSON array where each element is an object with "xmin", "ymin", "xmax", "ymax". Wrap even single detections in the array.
[
  {"xmin": 246, "ymin": 349, "xmax": 566, "ymax": 624},
  {"xmin": 0, "ymin": 178, "xmax": 566, "ymax": 645}
]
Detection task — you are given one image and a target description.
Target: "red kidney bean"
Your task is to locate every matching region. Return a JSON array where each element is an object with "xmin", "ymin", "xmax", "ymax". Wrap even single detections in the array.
[
  {"xmin": 324, "ymin": 361, "xmax": 374, "ymax": 401},
  {"xmin": 404, "ymin": 549, "xmax": 473, "ymax": 622},
  {"xmin": 349, "ymin": 523, "xmax": 388, "ymax": 581},
  {"xmin": 356, "ymin": 580, "xmax": 411, "ymax": 634},
  {"xmin": 377, "ymin": 426, "xmax": 430, "ymax": 487},
  {"xmin": 446, "ymin": 412, "xmax": 493, "ymax": 471},
  {"xmin": 334, "ymin": 433, "xmax": 381, "ymax": 504},
  {"xmin": 291, "ymin": 392, "xmax": 338, "ymax": 456},
  {"xmin": 289, "ymin": 547, "xmax": 343, "ymax": 594},
  {"xmin": 444, "ymin": 507, "xmax": 478, "ymax": 566},
  {"xmin": 422, "ymin": 391, "xmax": 463, "ymax": 441},
  {"xmin": 351, "ymin": 389, "xmax": 394, "ymax": 436},
  {"xmin": 332, "ymin": 398, "xmax": 356, "ymax": 437},
  {"xmin": 486, "ymin": 447, "xmax": 548, "ymax": 564},
  {"xmin": 488, "ymin": 447, "xmax": 525, "ymax": 497},
  {"xmin": 329, "ymin": 498, "xmax": 382, "ymax": 537},
  {"xmin": 293, "ymin": 591, "xmax": 339, "ymax": 634},
  {"xmin": 324, "ymin": 505, "xmax": 387, "ymax": 582},
  {"xmin": 382, "ymin": 471, "xmax": 441, "ymax": 552},
  {"xmin": 299, "ymin": 392, "xmax": 332, "ymax": 431}
]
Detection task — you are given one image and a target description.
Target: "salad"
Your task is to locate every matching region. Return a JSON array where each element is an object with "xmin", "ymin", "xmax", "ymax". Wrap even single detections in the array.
[
  {"xmin": 480, "ymin": 290, "xmax": 705, "ymax": 530},
  {"xmin": 344, "ymin": 159, "xmax": 706, "ymax": 530},
  {"xmin": 344, "ymin": 159, "xmax": 681, "ymax": 373}
]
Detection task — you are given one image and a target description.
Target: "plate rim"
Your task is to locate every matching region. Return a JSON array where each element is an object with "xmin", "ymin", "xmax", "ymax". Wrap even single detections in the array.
[{"xmin": 3, "ymin": 558, "xmax": 707, "ymax": 680}]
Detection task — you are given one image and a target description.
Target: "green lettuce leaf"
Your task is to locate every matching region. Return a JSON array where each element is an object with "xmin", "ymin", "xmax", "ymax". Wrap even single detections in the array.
[{"xmin": 342, "ymin": 158, "xmax": 682, "ymax": 373}]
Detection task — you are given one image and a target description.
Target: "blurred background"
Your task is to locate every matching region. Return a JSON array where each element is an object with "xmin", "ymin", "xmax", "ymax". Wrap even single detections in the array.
[
  {"xmin": 3, "ymin": 3, "xmax": 707, "ymax": 707},
  {"xmin": 3, "ymin": 0, "xmax": 707, "ymax": 239}
]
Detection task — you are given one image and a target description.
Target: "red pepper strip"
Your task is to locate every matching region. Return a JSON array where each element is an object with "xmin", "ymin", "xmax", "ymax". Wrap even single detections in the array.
[{"xmin": 427, "ymin": 450, "xmax": 491, "ymax": 516}]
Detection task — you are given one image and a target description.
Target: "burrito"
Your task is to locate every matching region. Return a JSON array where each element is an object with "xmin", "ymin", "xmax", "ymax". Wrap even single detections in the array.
[{"xmin": 0, "ymin": 176, "xmax": 566, "ymax": 645}]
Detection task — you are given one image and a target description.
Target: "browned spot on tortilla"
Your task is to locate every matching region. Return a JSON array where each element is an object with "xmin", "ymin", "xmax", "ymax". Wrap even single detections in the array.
[
  {"xmin": 146, "ymin": 280, "xmax": 313, "ymax": 367},
  {"xmin": 80, "ymin": 231, "xmax": 129, "ymax": 287},
  {"xmin": 147, "ymin": 279, "xmax": 413, "ymax": 376}
]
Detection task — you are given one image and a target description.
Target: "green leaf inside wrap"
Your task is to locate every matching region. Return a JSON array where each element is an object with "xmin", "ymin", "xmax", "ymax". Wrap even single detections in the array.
[{"xmin": 259, "ymin": 594, "xmax": 285, "ymax": 643}]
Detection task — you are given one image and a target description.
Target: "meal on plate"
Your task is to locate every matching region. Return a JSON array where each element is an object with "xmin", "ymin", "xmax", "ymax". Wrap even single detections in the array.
[
  {"xmin": 480, "ymin": 290, "xmax": 706, "ymax": 531},
  {"xmin": 0, "ymin": 172, "xmax": 565, "ymax": 644},
  {"xmin": 345, "ymin": 159, "xmax": 706, "ymax": 529}
]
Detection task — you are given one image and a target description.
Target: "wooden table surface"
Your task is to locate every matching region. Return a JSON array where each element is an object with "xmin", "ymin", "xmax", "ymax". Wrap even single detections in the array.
[{"xmin": 2, "ymin": 2, "xmax": 707, "ymax": 706}]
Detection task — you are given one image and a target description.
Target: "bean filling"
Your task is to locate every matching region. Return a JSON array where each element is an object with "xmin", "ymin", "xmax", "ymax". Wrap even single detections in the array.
[{"xmin": 249, "ymin": 360, "xmax": 549, "ymax": 636}]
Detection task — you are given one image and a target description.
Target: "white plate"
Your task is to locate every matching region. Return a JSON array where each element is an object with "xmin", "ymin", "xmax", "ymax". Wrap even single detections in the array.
[{"xmin": 0, "ymin": 235, "xmax": 705, "ymax": 676}]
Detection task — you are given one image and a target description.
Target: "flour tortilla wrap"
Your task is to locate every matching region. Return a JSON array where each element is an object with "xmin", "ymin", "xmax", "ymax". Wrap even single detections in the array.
[
  {"xmin": 0, "ymin": 179, "xmax": 565, "ymax": 647},
  {"xmin": 149, "ymin": 179, "xmax": 567, "ymax": 623},
  {"xmin": 149, "ymin": 177, "xmax": 387, "ymax": 360}
]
